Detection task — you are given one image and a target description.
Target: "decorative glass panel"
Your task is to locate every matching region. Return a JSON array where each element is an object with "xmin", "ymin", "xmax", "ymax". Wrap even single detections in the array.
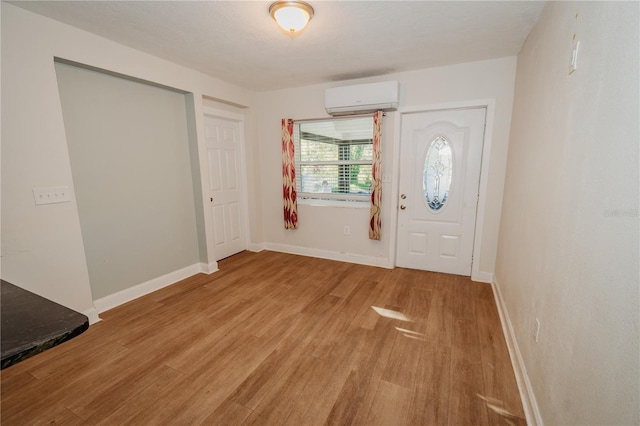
[{"xmin": 423, "ymin": 136, "xmax": 453, "ymax": 211}]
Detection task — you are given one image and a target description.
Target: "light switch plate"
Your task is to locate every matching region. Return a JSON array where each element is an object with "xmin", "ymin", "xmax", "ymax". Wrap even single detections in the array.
[
  {"xmin": 569, "ymin": 40, "xmax": 580, "ymax": 74},
  {"xmin": 33, "ymin": 186, "xmax": 71, "ymax": 205}
]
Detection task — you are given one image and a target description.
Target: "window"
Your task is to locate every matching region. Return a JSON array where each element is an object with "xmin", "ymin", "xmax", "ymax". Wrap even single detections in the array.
[{"xmin": 294, "ymin": 116, "xmax": 374, "ymax": 202}]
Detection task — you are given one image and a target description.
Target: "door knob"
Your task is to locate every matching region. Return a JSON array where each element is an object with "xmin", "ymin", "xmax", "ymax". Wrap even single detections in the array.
[
  {"xmin": 400, "ymin": 205, "xmax": 406, "ymax": 210},
  {"xmin": 401, "ymin": 194, "xmax": 406, "ymax": 199}
]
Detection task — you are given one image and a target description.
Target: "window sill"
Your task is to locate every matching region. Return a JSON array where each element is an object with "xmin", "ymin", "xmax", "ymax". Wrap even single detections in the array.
[{"xmin": 298, "ymin": 198, "xmax": 370, "ymax": 209}]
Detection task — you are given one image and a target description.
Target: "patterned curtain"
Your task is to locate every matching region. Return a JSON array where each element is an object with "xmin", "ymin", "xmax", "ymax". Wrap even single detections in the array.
[
  {"xmin": 369, "ymin": 111, "xmax": 383, "ymax": 240},
  {"xmin": 282, "ymin": 118, "xmax": 298, "ymax": 229}
]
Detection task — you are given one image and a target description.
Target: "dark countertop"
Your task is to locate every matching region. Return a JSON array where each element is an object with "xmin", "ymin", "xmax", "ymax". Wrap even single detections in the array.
[{"xmin": 1, "ymin": 279, "xmax": 89, "ymax": 369}]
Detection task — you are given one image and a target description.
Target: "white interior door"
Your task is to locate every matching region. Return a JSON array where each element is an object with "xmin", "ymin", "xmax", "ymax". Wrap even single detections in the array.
[
  {"xmin": 204, "ymin": 115, "xmax": 245, "ymax": 261},
  {"xmin": 396, "ymin": 108, "xmax": 486, "ymax": 275}
]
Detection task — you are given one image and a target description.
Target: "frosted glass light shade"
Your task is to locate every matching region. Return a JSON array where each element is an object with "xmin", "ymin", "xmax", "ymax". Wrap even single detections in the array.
[{"xmin": 269, "ymin": 1, "xmax": 314, "ymax": 33}]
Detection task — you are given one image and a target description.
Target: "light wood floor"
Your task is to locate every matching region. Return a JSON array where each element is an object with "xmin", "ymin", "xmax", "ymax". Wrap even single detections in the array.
[{"xmin": 1, "ymin": 251, "xmax": 526, "ymax": 425}]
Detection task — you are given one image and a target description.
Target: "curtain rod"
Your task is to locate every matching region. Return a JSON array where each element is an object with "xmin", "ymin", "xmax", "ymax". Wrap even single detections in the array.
[{"xmin": 293, "ymin": 112, "xmax": 387, "ymax": 123}]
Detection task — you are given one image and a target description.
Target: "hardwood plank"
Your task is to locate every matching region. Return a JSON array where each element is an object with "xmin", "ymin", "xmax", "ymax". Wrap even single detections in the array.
[
  {"xmin": 324, "ymin": 317, "xmax": 397, "ymax": 425},
  {"xmin": 24, "ymin": 334, "xmax": 127, "ymax": 380},
  {"xmin": 201, "ymin": 398, "xmax": 254, "ymax": 425},
  {"xmin": 308, "ymin": 279, "xmax": 379, "ymax": 359},
  {"xmin": 364, "ymin": 379, "xmax": 412, "ymax": 425},
  {"xmin": 448, "ymin": 347, "xmax": 490, "ymax": 426},
  {"xmin": 475, "ymin": 285, "xmax": 527, "ymax": 426},
  {"xmin": 228, "ymin": 297, "xmax": 345, "ymax": 410},
  {"xmin": 0, "ymin": 251, "xmax": 525, "ymax": 426},
  {"xmin": 424, "ymin": 277, "xmax": 455, "ymax": 347},
  {"xmin": 408, "ymin": 344, "xmax": 451, "ymax": 425},
  {"xmin": 228, "ymin": 342, "xmax": 309, "ymax": 410},
  {"xmin": 324, "ymin": 369, "xmax": 362, "ymax": 426},
  {"xmin": 0, "ymin": 370, "xmax": 37, "ymax": 396},
  {"xmin": 329, "ymin": 263, "xmax": 380, "ymax": 299},
  {"xmin": 161, "ymin": 299, "xmax": 257, "ymax": 373},
  {"xmin": 451, "ymin": 276, "xmax": 483, "ymax": 321},
  {"xmin": 172, "ymin": 334, "xmax": 285, "ymax": 424},
  {"xmin": 244, "ymin": 354, "xmax": 320, "ymax": 425},
  {"xmin": 1, "ymin": 343, "xmax": 131, "ymax": 422},
  {"xmin": 349, "ymin": 275, "xmax": 391, "ymax": 331},
  {"xmin": 383, "ymin": 267, "xmax": 416, "ymax": 308},
  {"xmin": 381, "ymin": 288, "xmax": 433, "ymax": 390},
  {"xmin": 69, "ymin": 361, "xmax": 182, "ymax": 422},
  {"xmin": 382, "ymin": 330, "xmax": 423, "ymax": 387},
  {"xmin": 124, "ymin": 334, "xmax": 263, "ymax": 424},
  {"xmin": 404, "ymin": 286, "xmax": 433, "ymax": 332},
  {"xmin": 31, "ymin": 406, "xmax": 84, "ymax": 426},
  {"xmin": 91, "ymin": 365, "xmax": 184, "ymax": 425},
  {"xmin": 282, "ymin": 327, "xmax": 367, "ymax": 425}
]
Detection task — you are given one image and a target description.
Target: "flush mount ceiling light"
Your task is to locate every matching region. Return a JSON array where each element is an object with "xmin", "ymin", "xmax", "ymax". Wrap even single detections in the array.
[{"xmin": 269, "ymin": 1, "xmax": 314, "ymax": 33}]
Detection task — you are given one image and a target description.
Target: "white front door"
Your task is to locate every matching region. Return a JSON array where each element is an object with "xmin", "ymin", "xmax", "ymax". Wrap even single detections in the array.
[
  {"xmin": 396, "ymin": 108, "xmax": 486, "ymax": 275},
  {"xmin": 204, "ymin": 115, "xmax": 245, "ymax": 261}
]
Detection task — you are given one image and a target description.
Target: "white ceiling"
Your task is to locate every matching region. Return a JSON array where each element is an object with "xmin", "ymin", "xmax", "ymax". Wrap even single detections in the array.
[{"xmin": 9, "ymin": 1, "xmax": 546, "ymax": 92}]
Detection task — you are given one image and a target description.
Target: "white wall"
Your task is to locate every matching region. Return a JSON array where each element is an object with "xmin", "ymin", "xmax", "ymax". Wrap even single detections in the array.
[
  {"xmin": 1, "ymin": 3, "xmax": 255, "ymax": 318},
  {"xmin": 495, "ymin": 2, "xmax": 639, "ymax": 424},
  {"xmin": 254, "ymin": 57, "xmax": 517, "ymax": 276}
]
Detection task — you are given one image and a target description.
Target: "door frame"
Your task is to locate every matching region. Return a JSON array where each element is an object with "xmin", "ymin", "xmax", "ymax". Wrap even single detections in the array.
[
  {"xmin": 390, "ymin": 99, "xmax": 496, "ymax": 282},
  {"xmin": 202, "ymin": 106, "xmax": 250, "ymax": 265}
]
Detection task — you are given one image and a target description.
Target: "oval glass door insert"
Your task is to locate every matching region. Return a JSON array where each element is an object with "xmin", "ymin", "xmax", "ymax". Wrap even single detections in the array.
[{"xmin": 423, "ymin": 136, "xmax": 452, "ymax": 211}]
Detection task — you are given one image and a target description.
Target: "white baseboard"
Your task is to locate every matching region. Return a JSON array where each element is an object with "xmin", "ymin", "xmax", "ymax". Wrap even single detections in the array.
[
  {"xmin": 82, "ymin": 307, "xmax": 101, "ymax": 325},
  {"xmin": 203, "ymin": 261, "xmax": 219, "ymax": 274},
  {"xmin": 492, "ymin": 277, "xmax": 543, "ymax": 426},
  {"xmin": 263, "ymin": 242, "xmax": 393, "ymax": 269},
  {"xmin": 93, "ymin": 262, "xmax": 215, "ymax": 314},
  {"xmin": 472, "ymin": 270, "xmax": 493, "ymax": 283},
  {"xmin": 247, "ymin": 242, "xmax": 265, "ymax": 252}
]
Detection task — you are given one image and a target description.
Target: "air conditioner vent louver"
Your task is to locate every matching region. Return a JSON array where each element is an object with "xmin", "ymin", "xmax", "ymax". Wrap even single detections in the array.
[{"xmin": 325, "ymin": 81, "xmax": 399, "ymax": 116}]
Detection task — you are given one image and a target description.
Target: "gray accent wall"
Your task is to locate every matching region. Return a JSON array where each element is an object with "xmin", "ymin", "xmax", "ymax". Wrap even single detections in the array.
[{"xmin": 55, "ymin": 62, "xmax": 201, "ymax": 300}]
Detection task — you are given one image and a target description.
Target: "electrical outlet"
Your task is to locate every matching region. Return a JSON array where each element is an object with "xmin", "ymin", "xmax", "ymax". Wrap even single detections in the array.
[
  {"xmin": 32, "ymin": 186, "xmax": 71, "ymax": 205},
  {"xmin": 534, "ymin": 318, "xmax": 541, "ymax": 343},
  {"xmin": 343, "ymin": 226, "xmax": 350, "ymax": 235}
]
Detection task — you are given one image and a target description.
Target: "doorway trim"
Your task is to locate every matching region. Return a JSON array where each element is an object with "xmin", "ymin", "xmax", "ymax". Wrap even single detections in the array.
[
  {"xmin": 390, "ymin": 99, "xmax": 496, "ymax": 282},
  {"xmin": 202, "ymin": 106, "xmax": 250, "ymax": 265}
]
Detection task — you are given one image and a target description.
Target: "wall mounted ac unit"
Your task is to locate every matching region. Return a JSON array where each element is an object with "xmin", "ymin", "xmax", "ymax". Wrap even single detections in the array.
[{"xmin": 325, "ymin": 80, "xmax": 399, "ymax": 116}]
